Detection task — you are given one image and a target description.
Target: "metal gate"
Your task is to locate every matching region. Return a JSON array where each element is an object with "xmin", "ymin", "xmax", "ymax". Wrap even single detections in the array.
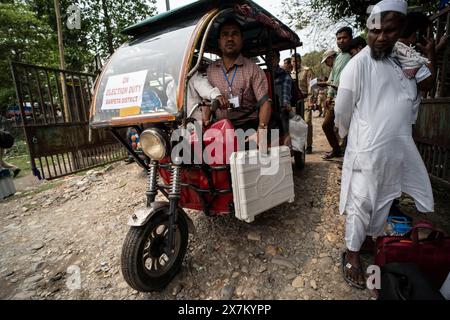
[
  {"xmin": 413, "ymin": 6, "xmax": 450, "ymax": 188},
  {"xmin": 10, "ymin": 61, "xmax": 127, "ymax": 180},
  {"xmin": 414, "ymin": 99, "xmax": 450, "ymax": 186}
]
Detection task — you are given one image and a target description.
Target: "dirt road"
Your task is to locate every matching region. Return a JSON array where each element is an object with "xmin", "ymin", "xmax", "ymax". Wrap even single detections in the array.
[{"xmin": 1, "ymin": 115, "xmax": 448, "ymax": 300}]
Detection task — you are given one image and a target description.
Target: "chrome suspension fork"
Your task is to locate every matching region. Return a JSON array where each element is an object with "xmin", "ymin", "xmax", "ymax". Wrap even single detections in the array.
[
  {"xmin": 146, "ymin": 160, "xmax": 158, "ymax": 207},
  {"xmin": 166, "ymin": 163, "xmax": 181, "ymax": 254}
]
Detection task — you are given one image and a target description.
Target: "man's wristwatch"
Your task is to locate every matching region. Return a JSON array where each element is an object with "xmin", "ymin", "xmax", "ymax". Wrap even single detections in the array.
[{"xmin": 258, "ymin": 122, "xmax": 267, "ymax": 129}]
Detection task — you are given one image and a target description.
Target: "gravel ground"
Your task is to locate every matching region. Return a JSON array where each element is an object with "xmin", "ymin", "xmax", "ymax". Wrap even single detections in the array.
[{"xmin": 1, "ymin": 115, "xmax": 449, "ymax": 300}]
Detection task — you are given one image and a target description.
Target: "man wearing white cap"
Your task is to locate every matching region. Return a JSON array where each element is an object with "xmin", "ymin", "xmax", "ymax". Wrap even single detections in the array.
[{"xmin": 334, "ymin": 0, "xmax": 434, "ymax": 289}]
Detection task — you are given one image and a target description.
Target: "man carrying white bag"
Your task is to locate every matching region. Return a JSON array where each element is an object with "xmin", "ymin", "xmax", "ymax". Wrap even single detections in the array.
[{"xmin": 289, "ymin": 114, "xmax": 308, "ymax": 152}]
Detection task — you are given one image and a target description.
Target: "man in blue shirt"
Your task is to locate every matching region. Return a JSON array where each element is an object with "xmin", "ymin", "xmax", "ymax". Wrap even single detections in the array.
[{"xmin": 271, "ymin": 51, "xmax": 293, "ymax": 145}]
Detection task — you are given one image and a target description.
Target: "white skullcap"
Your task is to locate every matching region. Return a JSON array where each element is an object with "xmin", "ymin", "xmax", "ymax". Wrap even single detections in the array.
[{"xmin": 367, "ymin": 0, "xmax": 407, "ymax": 29}]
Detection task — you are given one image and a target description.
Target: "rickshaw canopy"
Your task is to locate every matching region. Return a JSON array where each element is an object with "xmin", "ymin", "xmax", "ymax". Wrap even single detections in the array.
[{"xmin": 123, "ymin": 0, "xmax": 302, "ymax": 54}]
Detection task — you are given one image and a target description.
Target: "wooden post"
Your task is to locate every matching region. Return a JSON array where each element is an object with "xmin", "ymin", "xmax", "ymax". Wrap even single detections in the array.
[{"xmin": 54, "ymin": 0, "xmax": 70, "ymax": 122}]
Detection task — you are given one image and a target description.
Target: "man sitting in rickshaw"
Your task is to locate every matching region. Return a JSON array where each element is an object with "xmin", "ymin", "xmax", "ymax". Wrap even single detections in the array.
[
  {"xmin": 270, "ymin": 50, "xmax": 293, "ymax": 147},
  {"xmin": 166, "ymin": 58, "xmax": 227, "ymax": 123},
  {"xmin": 205, "ymin": 18, "xmax": 272, "ymax": 134}
]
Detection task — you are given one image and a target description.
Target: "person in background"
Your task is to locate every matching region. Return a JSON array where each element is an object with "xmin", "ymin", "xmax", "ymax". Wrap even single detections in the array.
[
  {"xmin": 271, "ymin": 51, "xmax": 293, "ymax": 146},
  {"xmin": 282, "ymin": 57, "xmax": 293, "ymax": 73},
  {"xmin": 316, "ymin": 76, "xmax": 328, "ymax": 118},
  {"xmin": 291, "ymin": 53, "xmax": 314, "ymax": 154},
  {"xmin": 317, "ymin": 50, "xmax": 336, "ymax": 119},
  {"xmin": 321, "ymin": 27, "xmax": 352, "ymax": 160},
  {"xmin": 348, "ymin": 36, "xmax": 367, "ymax": 57},
  {"xmin": 398, "ymin": 11, "xmax": 447, "ymax": 54},
  {"xmin": 56, "ymin": 108, "xmax": 63, "ymax": 118},
  {"xmin": 0, "ymin": 130, "xmax": 20, "ymax": 177}
]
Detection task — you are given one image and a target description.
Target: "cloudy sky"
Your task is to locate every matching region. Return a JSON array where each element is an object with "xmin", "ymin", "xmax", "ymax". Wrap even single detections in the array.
[{"xmin": 153, "ymin": 0, "xmax": 341, "ymax": 58}]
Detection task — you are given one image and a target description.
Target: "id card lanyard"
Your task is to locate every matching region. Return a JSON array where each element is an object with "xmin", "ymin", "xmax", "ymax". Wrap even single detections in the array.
[{"xmin": 222, "ymin": 65, "xmax": 238, "ymax": 98}]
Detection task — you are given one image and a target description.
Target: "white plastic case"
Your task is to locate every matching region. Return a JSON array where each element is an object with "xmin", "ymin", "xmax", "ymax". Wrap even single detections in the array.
[{"xmin": 230, "ymin": 146, "xmax": 295, "ymax": 223}]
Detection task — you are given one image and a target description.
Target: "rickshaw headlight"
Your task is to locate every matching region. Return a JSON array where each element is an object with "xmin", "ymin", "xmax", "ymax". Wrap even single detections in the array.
[{"xmin": 139, "ymin": 129, "xmax": 168, "ymax": 160}]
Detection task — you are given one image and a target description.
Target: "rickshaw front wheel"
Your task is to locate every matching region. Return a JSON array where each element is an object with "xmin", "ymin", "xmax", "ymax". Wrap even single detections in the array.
[{"xmin": 121, "ymin": 206, "xmax": 189, "ymax": 292}]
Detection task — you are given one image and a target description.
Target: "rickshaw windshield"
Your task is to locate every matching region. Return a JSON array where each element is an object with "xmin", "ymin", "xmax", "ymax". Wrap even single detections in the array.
[{"xmin": 90, "ymin": 21, "xmax": 198, "ymax": 127}]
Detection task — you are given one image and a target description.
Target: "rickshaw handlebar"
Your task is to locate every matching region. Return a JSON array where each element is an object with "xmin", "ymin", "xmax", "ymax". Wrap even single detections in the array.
[{"xmin": 187, "ymin": 99, "xmax": 221, "ymax": 119}]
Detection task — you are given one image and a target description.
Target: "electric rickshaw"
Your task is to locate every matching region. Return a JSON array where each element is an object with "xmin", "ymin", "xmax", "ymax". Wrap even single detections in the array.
[{"xmin": 89, "ymin": 0, "xmax": 305, "ymax": 292}]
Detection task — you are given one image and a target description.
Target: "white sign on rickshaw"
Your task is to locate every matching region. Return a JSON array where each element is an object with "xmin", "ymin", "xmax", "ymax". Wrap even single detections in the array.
[{"xmin": 101, "ymin": 70, "xmax": 148, "ymax": 110}]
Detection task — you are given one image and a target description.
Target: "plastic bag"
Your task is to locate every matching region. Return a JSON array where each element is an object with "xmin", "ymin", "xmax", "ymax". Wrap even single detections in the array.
[{"xmin": 289, "ymin": 115, "xmax": 308, "ymax": 152}]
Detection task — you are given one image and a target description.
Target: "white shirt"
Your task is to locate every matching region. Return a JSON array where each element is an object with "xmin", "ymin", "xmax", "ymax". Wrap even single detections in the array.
[
  {"xmin": 166, "ymin": 72, "xmax": 221, "ymax": 121},
  {"xmin": 334, "ymin": 46, "xmax": 434, "ymax": 215}
]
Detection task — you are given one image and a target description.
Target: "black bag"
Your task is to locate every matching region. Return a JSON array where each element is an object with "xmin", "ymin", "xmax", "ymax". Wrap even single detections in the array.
[
  {"xmin": 378, "ymin": 262, "xmax": 445, "ymax": 300},
  {"xmin": 0, "ymin": 130, "xmax": 14, "ymax": 149}
]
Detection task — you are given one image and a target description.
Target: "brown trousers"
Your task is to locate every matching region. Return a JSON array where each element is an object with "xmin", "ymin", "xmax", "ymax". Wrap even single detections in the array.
[
  {"xmin": 322, "ymin": 108, "xmax": 340, "ymax": 152},
  {"xmin": 304, "ymin": 106, "xmax": 313, "ymax": 148}
]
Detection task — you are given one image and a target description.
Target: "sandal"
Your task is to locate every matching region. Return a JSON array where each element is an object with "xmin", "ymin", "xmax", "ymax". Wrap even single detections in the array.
[
  {"xmin": 342, "ymin": 251, "xmax": 366, "ymax": 290},
  {"xmin": 322, "ymin": 150, "xmax": 341, "ymax": 160}
]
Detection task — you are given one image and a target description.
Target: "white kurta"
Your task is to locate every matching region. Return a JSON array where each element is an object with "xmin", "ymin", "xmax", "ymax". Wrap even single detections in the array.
[{"xmin": 334, "ymin": 46, "xmax": 434, "ymax": 217}]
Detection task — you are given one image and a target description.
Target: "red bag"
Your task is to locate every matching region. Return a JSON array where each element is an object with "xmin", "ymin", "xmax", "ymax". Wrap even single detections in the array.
[{"xmin": 375, "ymin": 220, "xmax": 450, "ymax": 288}]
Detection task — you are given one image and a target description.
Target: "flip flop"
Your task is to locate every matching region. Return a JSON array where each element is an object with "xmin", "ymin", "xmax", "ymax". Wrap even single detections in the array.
[
  {"xmin": 322, "ymin": 150, "xmax": 341, "ymax": 160},
  {"xmin": 341, "ymin": 251, "xmax": 366, "ymax": 290}
]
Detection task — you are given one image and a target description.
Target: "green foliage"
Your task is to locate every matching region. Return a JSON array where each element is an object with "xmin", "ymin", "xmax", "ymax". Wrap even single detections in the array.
[
  {"xmin": 0, "ymin": 0, "xmax": 157, "ymax": 115},
  {"xmin": 4, "ymin": 139, "xmax": 28, "ymax": 157},
  {"xmin": 79, "ymin": 0, "xmax": 158, "ymax": 58},
  {"xmin": 25, "ymin": 0, "xmax": 93, "ymax": 71},
  {"xmin": 4, "ymin": 154, "xmax": 30, "ymax": 178},
  {"xmin": 3, "ymin": 139, "xmax": 31, "ymax": 178},
  {"xmin": 25, "ymin": 0, "xmax": 158, "ymax": 68},
  {"xmin": 302, "ymin": 50, "xmax": 331, "ymax": 79},
  {"xmin": 0, "ymin": 3, "xmax": 58, "ymax": 66},
  {"xmin": 281, "ymin": 0, "xmax": 314, "ymax": 30},
  {"xmin": 283, "ymin": 0, "xmax": 440, "ymax": 30},
  {"xmin": 0, "ymin": 2, "xmax": 58, "ymax": 111}
]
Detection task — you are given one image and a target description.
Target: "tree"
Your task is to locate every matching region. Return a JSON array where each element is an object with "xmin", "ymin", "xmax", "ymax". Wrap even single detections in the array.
[
  {"xmin": 25, "ymin": 0, "xmax": 93, "ymax": 71},
  {"xmin": 25, "ymin": 0, "xmax": 158, "ymax": 70},
  {"xmin": 302, "ymin": 50, "xmax": 331, "ymax": 79},
  {"xmin": 282, "ymin": 0, "xmax": 358, "ymax": 53},
  {"xmin": 1, "ymin": 0, "xmax": 158, "ymax": 114},
  {"xmin": 80, "ymin": 0, "xmax": 158, "ymax": 59},
  {"xmin": 283, "ymin": 0, "xmax": 440, "ymax": 30},
  {"xmin": 0, "ymin": 2, "xmax": 58, "ymax": 111}
]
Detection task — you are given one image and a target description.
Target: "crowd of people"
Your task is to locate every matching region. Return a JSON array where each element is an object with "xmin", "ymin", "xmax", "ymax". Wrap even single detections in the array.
[{"xmin": 193, "ymin": 0, "xmax": 447, "ymax": 291}]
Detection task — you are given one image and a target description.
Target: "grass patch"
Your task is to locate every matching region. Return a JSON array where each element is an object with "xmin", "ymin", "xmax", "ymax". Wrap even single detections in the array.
[
  {"xmin": 31, "ymin": 180, "xmax": 64, "ymax": 195},
  {"xmin": 73, "ymin": 163, "xmax": 112, "ymax": 176},
  {"xmin": 5, "ymin": 139, "xmax": 28, "ymax": 157},
  {"xmin": 11, "ymin": 180, "xmax": 65, "ymax": 201},
  {"xmin": 3, "ymin": 154, "xmax": 31, "ymax": 178}
]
